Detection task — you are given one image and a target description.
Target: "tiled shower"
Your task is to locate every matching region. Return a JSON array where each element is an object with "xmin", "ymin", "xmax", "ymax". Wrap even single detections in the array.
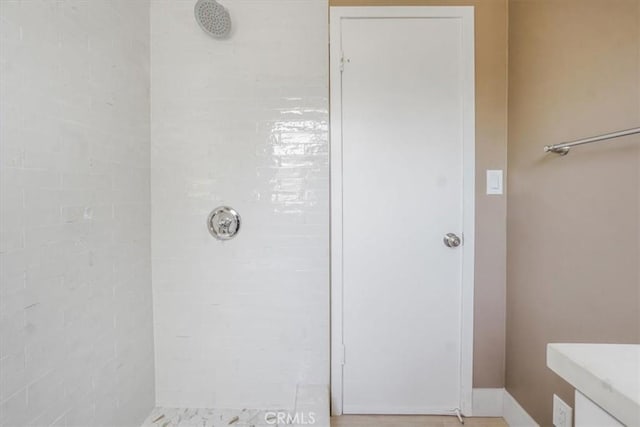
[
  {"xmin": 0, "ymin": 0, "xmax": 329, "ymax": 426},
  {"xmin": 150, "ymin": 0, "xmax": 329, "ymax": 411}
]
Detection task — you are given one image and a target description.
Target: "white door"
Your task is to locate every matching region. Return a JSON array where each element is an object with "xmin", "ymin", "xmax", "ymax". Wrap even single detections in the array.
[{"xmin": 330, "ymin": 7, "xmax": 475, "ymax": 416}]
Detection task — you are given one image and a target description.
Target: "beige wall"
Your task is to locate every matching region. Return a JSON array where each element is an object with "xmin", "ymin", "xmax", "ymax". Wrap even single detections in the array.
[
  {"xmin": 330, "ymin": 0, "xmax": 509, "ymax": 389},
  {"xmin": 506, "ymin": 0, "xmax": 640, "ymax": 425}
]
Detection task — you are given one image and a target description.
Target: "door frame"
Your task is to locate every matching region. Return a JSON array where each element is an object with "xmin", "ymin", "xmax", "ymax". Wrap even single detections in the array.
[{"xmin": 329, "ymin": 6, "xmax": 476, "ymax": 416}]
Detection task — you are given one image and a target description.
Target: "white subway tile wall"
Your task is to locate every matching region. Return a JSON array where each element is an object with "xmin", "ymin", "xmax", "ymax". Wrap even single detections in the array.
[
  {"xmin": 150, "ymin": 0, "xmax": 329, "ymax": 409},
  {"xmin": 0, "ymin": 1, "xmax": 154, "ymax": 426}
]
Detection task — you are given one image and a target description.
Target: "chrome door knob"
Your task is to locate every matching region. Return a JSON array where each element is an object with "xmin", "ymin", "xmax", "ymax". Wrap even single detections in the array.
[{"xmin": 443, "ymin": 233, "xmax": 461, "ymax": 248}]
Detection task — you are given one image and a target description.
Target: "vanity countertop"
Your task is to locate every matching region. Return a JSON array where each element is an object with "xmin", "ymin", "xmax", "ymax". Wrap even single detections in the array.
[{"xmin": 547, "ymin": 343, "xmax": 640, "ymax": 427}]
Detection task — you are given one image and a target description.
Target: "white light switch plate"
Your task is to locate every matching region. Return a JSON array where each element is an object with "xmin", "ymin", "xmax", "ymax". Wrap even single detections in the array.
[
  {"xmin": 486, "ymin": 170, "xmax": 503, "ymax": 195},
  {"xmin": 553, "ymin": 394, "xmax": 573, "ymax": 427}
]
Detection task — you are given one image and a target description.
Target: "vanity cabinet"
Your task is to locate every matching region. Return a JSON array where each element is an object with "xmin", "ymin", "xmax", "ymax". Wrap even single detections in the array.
[
  {"xmin": 547, "ymin": 344, "xmax": 639, "ymax": 427},
  {"xmin": 575, "ymin": 391, "xmax": 625, "ymax": 427}
]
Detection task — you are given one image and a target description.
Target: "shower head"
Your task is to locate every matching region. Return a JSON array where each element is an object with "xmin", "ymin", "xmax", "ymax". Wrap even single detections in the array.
[{"xmin": 194, "ymin": 0, "xmax": 231, "ymax": 39}]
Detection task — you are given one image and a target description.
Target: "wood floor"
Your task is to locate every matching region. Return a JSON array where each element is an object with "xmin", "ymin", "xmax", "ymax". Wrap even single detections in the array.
[{"xmin": 331, "ymin": 415, "xmax": 508, "ymax": 427}]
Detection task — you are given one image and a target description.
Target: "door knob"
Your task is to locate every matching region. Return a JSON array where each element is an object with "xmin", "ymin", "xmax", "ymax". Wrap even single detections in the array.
[{"xmin": 443, "ymin": 233, "xmax": 461, "ymax": 248}]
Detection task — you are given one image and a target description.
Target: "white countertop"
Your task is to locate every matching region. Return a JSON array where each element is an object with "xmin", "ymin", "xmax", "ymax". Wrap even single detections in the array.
[{"xmin": 547, "ymin": 343, "xmax": 640, "ymax": 427}]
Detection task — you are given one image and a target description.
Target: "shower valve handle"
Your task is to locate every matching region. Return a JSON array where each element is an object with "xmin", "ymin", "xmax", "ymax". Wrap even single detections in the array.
[{"xmin": 218, "ymin": 217, "xmax": 232, "ymax": 233}]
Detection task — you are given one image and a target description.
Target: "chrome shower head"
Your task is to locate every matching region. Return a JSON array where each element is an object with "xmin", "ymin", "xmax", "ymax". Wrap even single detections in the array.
[{"xmin": 194, "ymin": 0, "xmax": 231, "ymax": 39}]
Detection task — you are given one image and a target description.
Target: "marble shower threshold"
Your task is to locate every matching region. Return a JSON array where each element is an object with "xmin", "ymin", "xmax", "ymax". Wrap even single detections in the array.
[{"xmin": 141, "ymin": 385, "xmax": 329, "ymax": 427}]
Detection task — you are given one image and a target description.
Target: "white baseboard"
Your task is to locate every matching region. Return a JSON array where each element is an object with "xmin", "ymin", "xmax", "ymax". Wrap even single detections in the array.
[
  {"xmin": 334, "ymin": 388, "xmax": 536, "ymax": 426},
  {"xmin": 472, "ymin": 388, "xmax": 505, "ymax": 417},
  {"xmin": 503, "ymin": 390, "xmax": 540, "ymax": 427},
  {"xmin": 471, "ymin": 388, "xmax": 538, "ymax": 426}
]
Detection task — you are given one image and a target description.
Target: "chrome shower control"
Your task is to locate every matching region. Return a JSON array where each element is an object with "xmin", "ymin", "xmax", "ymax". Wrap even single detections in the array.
[
  {"xmin": 443, "ymin": 233, "xmax": 461, "ymax": 248},
  {"xmin": 207, "ymin": 206, "xmax": 240, "ymax": 240}
]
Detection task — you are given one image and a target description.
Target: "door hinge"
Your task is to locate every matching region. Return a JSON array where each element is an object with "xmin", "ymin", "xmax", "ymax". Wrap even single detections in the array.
[
  {"xmin": 340, "ymin": 53, "xmax": 350, "ymax": 73},
  {"xmin": 340, "ymin": 344, "xmax": 346, "ymax": 365}
]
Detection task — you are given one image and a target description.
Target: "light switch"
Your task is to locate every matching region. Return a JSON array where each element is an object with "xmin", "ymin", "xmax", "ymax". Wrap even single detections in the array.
[{"xmin": 486, "ymin": 170, "xmax": 503, "ymax": 195}]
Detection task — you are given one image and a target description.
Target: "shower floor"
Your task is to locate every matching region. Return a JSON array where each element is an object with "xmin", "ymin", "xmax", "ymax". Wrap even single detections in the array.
[
  {"xmin": 141, "ymin": 407, "xmax": 289, "ymax": 427},
  {"xmin": 141, "ymin": 385, "xmax": 329, "ymax": 426}
]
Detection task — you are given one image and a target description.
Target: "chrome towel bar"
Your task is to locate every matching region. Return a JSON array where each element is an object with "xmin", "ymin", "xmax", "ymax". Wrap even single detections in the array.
[{"xmin": 544, "ymin": 127, "xmax": 640, "ymax": 156}]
